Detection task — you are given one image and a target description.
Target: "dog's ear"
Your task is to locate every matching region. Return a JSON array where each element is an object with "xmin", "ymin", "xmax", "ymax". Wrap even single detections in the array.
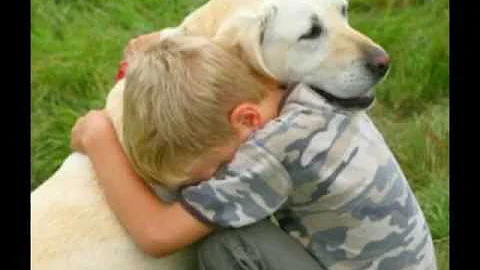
[
  {"xmin": 258, "ymin": 3, "xmax": 277, "ymax": 46},
  {"xmin": 240, "ymin": 2, "xmax": 278, "ymax": 79},
  {"xmin": 213, "ymin": 2, "xmax": 278, "ymax": 79}
]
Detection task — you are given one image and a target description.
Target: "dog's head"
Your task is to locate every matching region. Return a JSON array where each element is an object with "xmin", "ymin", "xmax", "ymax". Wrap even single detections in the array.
[{"xmin": 244, "ymin": 0, "xmax": 390, "ymax": 109}]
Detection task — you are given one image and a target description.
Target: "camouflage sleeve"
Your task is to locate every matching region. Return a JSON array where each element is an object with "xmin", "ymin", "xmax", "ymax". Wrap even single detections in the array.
[{"xmin": 180, "ymin": 142, "xmax": 292, "ymax": 228}]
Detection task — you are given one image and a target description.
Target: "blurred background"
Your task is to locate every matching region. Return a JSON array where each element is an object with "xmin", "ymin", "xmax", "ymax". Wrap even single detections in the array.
[{"xmin": 31, "ymin": 0, "xmax": 449, "ymax": 268}]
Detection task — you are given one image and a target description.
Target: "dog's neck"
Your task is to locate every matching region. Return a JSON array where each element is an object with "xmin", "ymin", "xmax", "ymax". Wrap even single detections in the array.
[{"xmin": 104, "ymin": 79, "xmax": 126, "ymax": 150}]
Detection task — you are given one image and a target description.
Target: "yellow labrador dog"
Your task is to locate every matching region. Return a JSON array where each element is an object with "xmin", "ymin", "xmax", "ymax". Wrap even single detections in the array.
[{"xmin": 31, "ymin": 0, "xmax": 389, "ymax": 269}]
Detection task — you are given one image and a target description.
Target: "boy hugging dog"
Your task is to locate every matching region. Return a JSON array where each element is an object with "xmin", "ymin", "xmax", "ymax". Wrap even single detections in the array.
[{"xmin": 71, "ymin": 34, "xmax": 437, "ymax": 269}]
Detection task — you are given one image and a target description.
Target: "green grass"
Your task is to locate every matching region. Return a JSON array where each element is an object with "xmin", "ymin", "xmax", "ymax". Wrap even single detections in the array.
[{"xmin": 31, "ymin": 0, "xmax": 449, "ymax": 268}]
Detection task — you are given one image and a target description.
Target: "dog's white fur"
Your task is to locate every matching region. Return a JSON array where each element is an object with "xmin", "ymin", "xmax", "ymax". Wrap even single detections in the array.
[
  {"xmin": 31, "ymin": 0, "xmax": 388, "ymax": 269},
  {"xmin": 178, "ymin": 0, "xmax": 387, "ymax": 98},
  {"xmin": 31, "ymin": 80, "xmax": 198, "ymax": 270}
]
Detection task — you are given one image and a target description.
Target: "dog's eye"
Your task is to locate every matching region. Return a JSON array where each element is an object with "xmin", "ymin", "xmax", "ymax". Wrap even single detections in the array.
[{"xmin": 299, "ymin": 23, "xmax": 322, "ymax": 40}]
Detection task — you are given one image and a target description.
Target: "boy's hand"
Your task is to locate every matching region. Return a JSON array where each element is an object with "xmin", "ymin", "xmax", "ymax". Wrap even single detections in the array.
[
  {"xmin": 123, "ymin": 31, "xmax": 162, "ymax": 61},
  {"xmin": 70, "ymin": 110, "xmax": 117, "ymax": 154}
]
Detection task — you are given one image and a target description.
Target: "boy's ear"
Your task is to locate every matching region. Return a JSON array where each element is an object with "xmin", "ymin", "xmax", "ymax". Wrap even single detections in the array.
[{"xmin": 229, "ymin": 103, "xmax": 262, "ymax": 135}]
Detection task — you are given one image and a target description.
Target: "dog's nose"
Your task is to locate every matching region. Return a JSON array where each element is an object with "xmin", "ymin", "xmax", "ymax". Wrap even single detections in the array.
[{"xmin": 365, "ymin": 48, "xmax": 390, "ymax": 77}]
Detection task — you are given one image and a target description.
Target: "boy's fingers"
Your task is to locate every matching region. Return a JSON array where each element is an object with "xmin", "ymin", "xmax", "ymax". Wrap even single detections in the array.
[{"xmin": 70, "ymin": 120, "xmax": 81, "ymax": 150}]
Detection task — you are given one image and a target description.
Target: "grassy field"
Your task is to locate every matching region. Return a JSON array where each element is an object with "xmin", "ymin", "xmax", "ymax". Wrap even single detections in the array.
[{"xmin": 31, "ymin": 0, "xmax": 449, "ymax": 268}]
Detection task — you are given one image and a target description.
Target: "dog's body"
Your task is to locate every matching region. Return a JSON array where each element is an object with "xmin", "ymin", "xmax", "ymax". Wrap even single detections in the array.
[
  {"xmin": 31, "ymin": 154, "xmax": 197, "ymax": 270},
  {"xmin": 31, "ymin": 0, "xmax": 392, "ymax": 269},
  {"xmin": 31, "ymin": 80, "xmax": 198, "ymax": 270}
]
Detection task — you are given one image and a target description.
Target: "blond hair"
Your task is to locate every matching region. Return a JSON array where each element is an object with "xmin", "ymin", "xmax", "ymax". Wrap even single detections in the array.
[{"xmin": 123, "ymin": 35, "xmax": 270, "ymax": 190}]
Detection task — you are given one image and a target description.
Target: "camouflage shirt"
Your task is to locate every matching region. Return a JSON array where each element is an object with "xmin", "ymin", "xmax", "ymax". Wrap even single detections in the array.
[{"xmin": 180, "ymin": 84, "xmax": 437, "ymax": 270}]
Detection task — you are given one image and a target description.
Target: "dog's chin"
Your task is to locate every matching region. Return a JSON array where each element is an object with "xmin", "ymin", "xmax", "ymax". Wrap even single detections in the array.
[{"xmin": 309, "ymin": 86, "xmax": 375, "ymax": 110}]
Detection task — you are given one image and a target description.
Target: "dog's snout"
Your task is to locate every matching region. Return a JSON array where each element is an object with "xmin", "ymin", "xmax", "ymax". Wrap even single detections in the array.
[{"xmin": 365, "ymin": 48, "xmax": 390, "ymax": 77}]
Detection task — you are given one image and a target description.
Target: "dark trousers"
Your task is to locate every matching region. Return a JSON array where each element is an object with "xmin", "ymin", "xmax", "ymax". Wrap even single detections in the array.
[{"xmin": 197, "ymin": 219, "xmax": 324, "ymax": 270}]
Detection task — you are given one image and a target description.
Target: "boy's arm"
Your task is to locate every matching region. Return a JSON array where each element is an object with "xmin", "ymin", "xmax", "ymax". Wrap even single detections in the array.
[
  {"xmin": 180, "ymin": 141, "xmax": 293, "ymax": 228},
  {"xmin": 71, "ymin": 110, "xmax": 213, "ymax": 257}
]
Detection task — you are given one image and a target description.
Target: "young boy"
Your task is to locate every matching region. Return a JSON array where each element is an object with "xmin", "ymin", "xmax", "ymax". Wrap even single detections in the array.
[
  {"xmin": 71, "ymin": 35, "xmax": 437, "ymax": 269},
  {"xmin": 121, "ymin": 35, "xmax": 280, "ymax": 191},
  {"xmin": 73, "ymin": 35, "xmax": 323, "ymax": 269}
]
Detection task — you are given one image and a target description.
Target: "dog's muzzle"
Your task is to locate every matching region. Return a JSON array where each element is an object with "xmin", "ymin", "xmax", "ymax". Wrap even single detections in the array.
[{"xmin": 310, "ymin": 86, "xmax": 375, "ymax": 110}]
